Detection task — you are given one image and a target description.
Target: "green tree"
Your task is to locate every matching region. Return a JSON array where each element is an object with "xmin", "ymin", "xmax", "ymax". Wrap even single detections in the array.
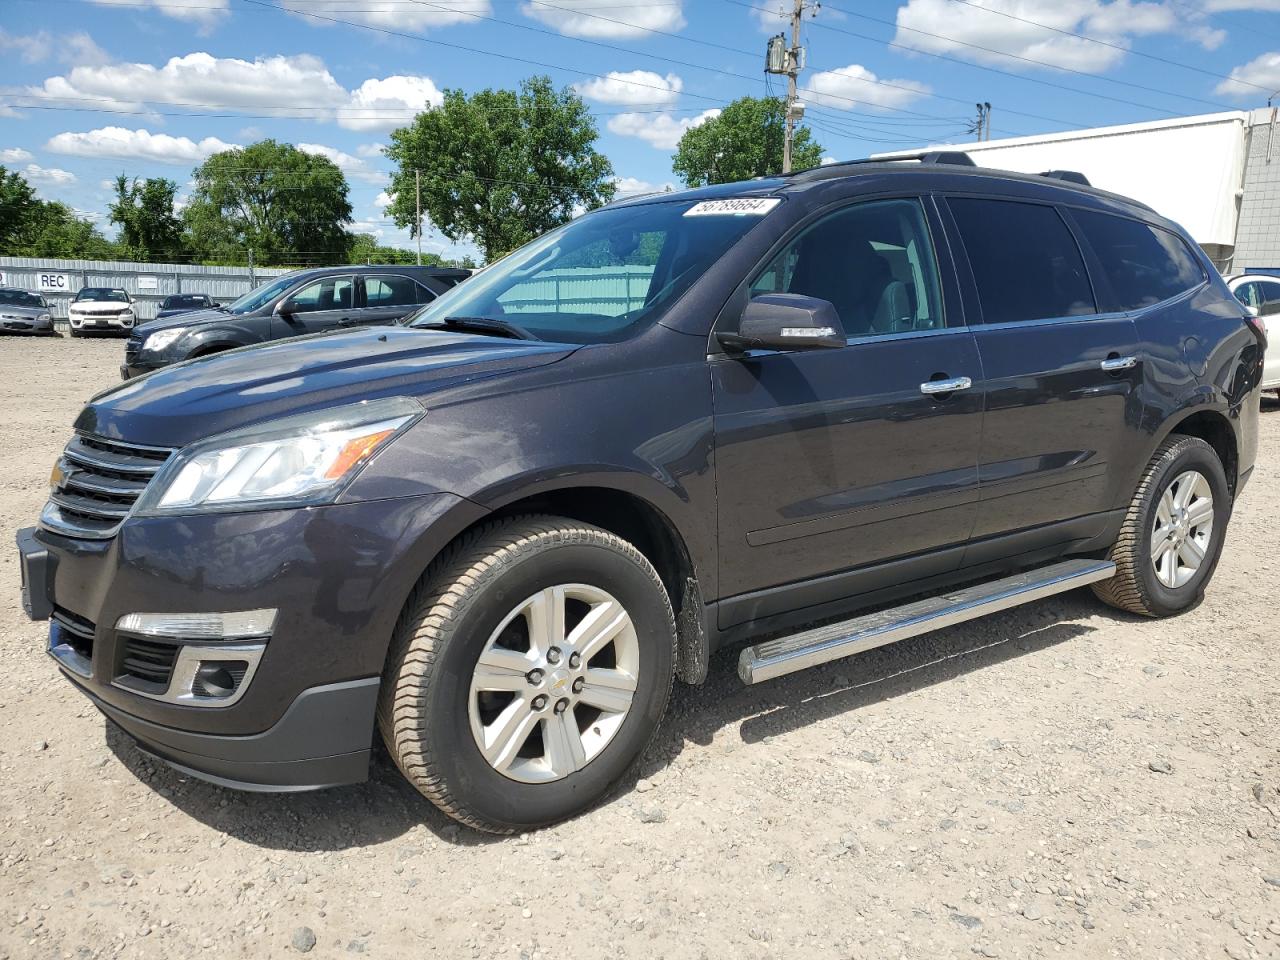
[
  {"xmin": 109, "ymin": 176, "xmax": 184, "ymax": 260},
  {"xmin": 348, "ymin": 233, "xmax": 427, "ymax": 265},
  {"xmin": 672, "ymin": 97, "xmax": 823, "ymax": 187},
  {"xmin": 0, "ymin": 165, "xmax": 39, "ymax": 254},
  {"xmin": 21, "ymin": 201, "xmax": 117, "ymax": 259},
  {"xmin": 183, "ymin": 140, "xmax": 352, "ymax": 264},
  {"xmin": 385, "ymin": 76, "xmax": 615, "ymax": 261}
]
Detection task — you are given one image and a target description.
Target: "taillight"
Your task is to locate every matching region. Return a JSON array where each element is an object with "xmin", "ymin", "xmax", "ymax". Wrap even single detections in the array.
[{"xmin": 1245, "ymin": 314, "xmax": 1267, "ymax": 348}]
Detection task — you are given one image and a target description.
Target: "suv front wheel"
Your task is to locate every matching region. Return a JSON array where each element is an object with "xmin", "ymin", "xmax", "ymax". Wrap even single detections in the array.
[
  {"xmin": 1093, "ymin": 435, "xmax": 1231, "ymax": 617},
  {"xmin": 378, "ymin": 516, "xmax": 676, "ymax": 833}
]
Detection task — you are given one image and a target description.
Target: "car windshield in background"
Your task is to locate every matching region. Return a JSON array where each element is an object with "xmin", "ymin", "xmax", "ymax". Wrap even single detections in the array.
[
  {"xmin": 223, "ymin": 275, "xmax": 295, "ymax": 315},
  {"xmin": 0, "ymin": 290, "xmax": 45, "ymax": 308},
  {"xmin": 76, "ymin": 288, "xmax": 130, "ymax": 303},
  {"xmin": 162, "ymin": 295, "xmax": 208, "ymax": 308},
  {"xmin": 409, "ymin": 198, "xmax": 777, "ymax": 344}
]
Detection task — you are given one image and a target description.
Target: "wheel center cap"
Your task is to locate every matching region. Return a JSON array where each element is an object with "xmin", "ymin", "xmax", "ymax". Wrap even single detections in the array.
[{"xmin": 547, "ymin": 667, "xmax": 572, "ymax": 694}]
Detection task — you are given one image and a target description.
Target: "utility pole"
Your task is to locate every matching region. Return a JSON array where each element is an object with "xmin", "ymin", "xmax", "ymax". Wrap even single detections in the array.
[
  {"xmin": 247, "ymin": 247, "xmax": 256, "ymax": 288},
  {"xmin": 766, "ymin": 2, "xmax": 812, "ymax": 174},
  {"xmin": 415, "ymin": 169, "xmax": 422, "ymax": 267}
]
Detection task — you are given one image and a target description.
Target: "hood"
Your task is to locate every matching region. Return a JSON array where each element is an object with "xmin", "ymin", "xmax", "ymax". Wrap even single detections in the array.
[
  {"xmin": 134, "ymin": 307, "xmax": 228, "ymax": 332},
  {"xmin": 70, "ymin": 300, "xmax": 132, "ymax": 310},
  {"xmin": 77, "ymin": 326, "xmax": 576, "ymax": 447}
]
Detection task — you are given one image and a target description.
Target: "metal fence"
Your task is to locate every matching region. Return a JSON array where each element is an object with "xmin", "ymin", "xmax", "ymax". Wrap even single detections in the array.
[
  {"xmin": 499, "ymin": 266, "xmax": 655, "ymax": 316},
  {"xmin": 0, "ymin": 257, "xmax": 292, "ymax": 326}
]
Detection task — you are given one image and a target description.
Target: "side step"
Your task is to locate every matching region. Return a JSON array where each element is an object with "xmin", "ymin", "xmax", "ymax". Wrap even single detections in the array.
[{"xmin": 738, "ymin": 558, "xmax": 1116, "ymax": 685}]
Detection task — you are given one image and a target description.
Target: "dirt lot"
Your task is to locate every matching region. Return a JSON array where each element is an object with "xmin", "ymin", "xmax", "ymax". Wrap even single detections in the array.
[{"xmin": 1, "ymin": 334, "xmax": 1279, "ymax": 960}]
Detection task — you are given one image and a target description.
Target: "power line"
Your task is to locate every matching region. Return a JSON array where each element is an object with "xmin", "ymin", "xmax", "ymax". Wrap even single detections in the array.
[
  {"xmin": 815, "ymin": 0, "xmax": 1244, "ymax": 116},
  {"xmin": 936, "ymin": 0, "xmax": 1277, "ymax": 97}
]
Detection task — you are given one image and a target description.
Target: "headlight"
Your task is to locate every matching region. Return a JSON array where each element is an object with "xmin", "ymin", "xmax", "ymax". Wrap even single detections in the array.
[
  {"xmin": 37, "ymin": 313, "xmax": 51, "ymax": 323},
  {"xmin": 134, "ymin": 397, "xmax": 423, "ymax": 515},
  {"xmin": 120, "ymin": 309, "xmax": 135, "ymax": 320},
  {"xmin": 143, "ymin": 327, "xmax": 186, "ymax": 352}
]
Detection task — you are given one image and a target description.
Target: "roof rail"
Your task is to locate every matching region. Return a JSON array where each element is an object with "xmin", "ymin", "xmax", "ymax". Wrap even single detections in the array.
[
  {"xmin": 789, "ymin": 150, "xmax": 975, "ymax": 182},
  {"xmin": 1039, "ymin": 169, "xmax": 1091, "ymax": 186}
]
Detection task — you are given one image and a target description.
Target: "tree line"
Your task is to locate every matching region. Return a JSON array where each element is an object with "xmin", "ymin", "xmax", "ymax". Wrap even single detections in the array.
[{"xmin": 0, "ymin": 76, "xmax": 821, "ymax": 267}]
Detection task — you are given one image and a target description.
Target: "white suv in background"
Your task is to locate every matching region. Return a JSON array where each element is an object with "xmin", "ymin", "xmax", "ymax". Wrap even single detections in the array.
[
  {"xmin": 1226, "ymin": 273, "xmax": 1280, "ymax": 391},
  {"xmin": 68, "ymin": 287, "xmax": 137, "ymax": 337}
]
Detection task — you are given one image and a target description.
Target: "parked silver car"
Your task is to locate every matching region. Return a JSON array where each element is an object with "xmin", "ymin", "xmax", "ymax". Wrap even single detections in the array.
[{"xmin": 0, "ymin": 287, "xmax": 55, "ymax": 334}]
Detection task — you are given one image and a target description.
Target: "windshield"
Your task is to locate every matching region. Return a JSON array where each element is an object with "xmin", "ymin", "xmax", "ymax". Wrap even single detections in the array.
[
  {"xmin": 225, "ymin": 275, "xmax": 296, "ymax": 315},
  {"xmin": 76, "ymin": 288, "xmax": 129, "ymax": 303},
  {"xmin": 0, "ymin": 290, "xmax": 45, "ymax": 308},
  {"xmin": 409, "ymin": 198, "xmax": 777, "ymax": 344}
]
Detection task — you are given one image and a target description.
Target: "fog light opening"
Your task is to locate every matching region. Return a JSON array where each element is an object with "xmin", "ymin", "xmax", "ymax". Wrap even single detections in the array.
[{"xmin": 192, "ymin": 660, "xmax": 248, "ymax": 699}]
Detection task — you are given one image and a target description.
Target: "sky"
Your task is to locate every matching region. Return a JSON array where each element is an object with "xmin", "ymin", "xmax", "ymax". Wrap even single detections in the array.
[{"xmin": 1, "ymin": 0, "xmax": 1278, "ymax": 261}]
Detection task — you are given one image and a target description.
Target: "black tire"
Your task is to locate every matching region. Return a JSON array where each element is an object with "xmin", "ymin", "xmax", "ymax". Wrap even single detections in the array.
[
  {"xmin": 1093, "ymin": 435, "xmax": 1231, "ymax": 617},
  {"xmin": 378, "ymin": 516, "xmax": 676, "ymax": 833}
]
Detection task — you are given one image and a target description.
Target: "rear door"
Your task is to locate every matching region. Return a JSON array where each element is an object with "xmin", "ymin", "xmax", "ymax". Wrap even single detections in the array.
[
  {"xmin": 941, "ymin": 196, "xmax": 1144, "ymax": 555},
  {"xmin": 353, "ymin": 274, "xmax": 435, "ymax": 326},
  {"xmin": 276, "ymin": 274, "xmax": 356, "ymax": 336},
  {"xmin": 711, "ymin": 195, "xmax": 984, "ymax": 625}
]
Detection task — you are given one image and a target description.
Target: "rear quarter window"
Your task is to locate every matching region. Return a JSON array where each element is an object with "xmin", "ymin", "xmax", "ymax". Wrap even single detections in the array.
[{"xmin": 1071, "ymin": 210, "xmax": 1204, "ymax": 311}]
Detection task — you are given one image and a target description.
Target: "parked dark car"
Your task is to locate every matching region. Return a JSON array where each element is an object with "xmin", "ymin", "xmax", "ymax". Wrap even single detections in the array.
[
  {"xmin": 121, "ymin": 265, "xmax": 471, "ymax": 379},
  {"xmin": 0, "ymin": 287, "xmax": 55, "ymax": 334},
  {"xmin": 17, "ymin": 154, "xmax": 1262, "ymax": 834},
  {"xmin": 156, "ymin": 294, "xmax": 218, "ymax": 320}
]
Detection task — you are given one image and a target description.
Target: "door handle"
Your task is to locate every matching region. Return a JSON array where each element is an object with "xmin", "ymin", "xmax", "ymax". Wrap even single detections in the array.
[
  {"xmin": 337, "ymin": 318, "xmax": 355, "ymax": 327},
  {"xmin": 919, "ymin": 376, "xmax": 972, "ymax": 395},
  {"xmin": 1100, "ymin": 355, "xmax": 1137, "ymax": 372}
]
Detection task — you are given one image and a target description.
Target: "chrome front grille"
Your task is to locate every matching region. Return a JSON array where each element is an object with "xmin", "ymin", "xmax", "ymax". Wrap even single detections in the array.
[{"xmin": 41, "ymin": 434, "xmax": 175, "ymax": 539}]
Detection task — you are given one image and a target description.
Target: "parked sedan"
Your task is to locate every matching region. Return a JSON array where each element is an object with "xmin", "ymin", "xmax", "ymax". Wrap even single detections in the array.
[
  {"xmin": 69, "ymin": 287, "xmax": 137, "ymax": 337},
  {"xmin": 0, "ymin": 287, "xmax": 55, "ymax": 334},
  {"xmin": 156, "ymin": 293, "xmax": 218, "ymax": 320},
  {"xmin": 1226, "ymin": 273, "xmax": 1280, "ymax": 390},
  {"xmin": 122, "ymin": 265, "xmax": 470, "ymax": 379}
]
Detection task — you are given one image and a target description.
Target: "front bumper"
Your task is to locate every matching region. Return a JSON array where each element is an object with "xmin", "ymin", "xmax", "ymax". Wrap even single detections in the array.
[
  {"xmin": 17, "ymin": 491, "xmax": 485, "ymax": 789},
  {"xmin": 0, "ymin": 319, "xmax": 54, "ymax": 334}
]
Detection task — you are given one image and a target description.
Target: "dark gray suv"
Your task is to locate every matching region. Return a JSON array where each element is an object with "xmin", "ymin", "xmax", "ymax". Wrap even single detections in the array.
[
  {"xmin": 17, "ymin": 154, "xmax": 1264, "ymax": 834},
  {"xmin": 122, "ymin": 265, "xmax": 470, "ymax": 378}
]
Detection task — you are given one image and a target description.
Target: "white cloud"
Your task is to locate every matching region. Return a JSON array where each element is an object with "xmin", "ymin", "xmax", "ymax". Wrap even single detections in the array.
[
  {"xmin": 575, "ymin": 71, "xmax": 683, "ymax": 107},
  {"xmin": 23, "ymin": 163, "xmax": 77, "ymax": 186},
  {"xmin": 613, "ymin": 176, "xmax": 674, "ymax": 196},
  {"xmin": 1, "ymin": 148, "xmax": 35, "ymax": 164},
  {"xmin": 278, "ymin": 0, "xmax": 491, "ymax": 31},
  {"xmin": 892, "ymin": 0, "xmax": 1209, "ymax": 74},
  {"xmin": 1200, "ymin": 0, "xmax": 1280, "ymax": 9},
  {"xmin": 804, "ymin": 64, "xmax": 930, "ymax": 111},
  {"xmin": 521, "ymin": 0, "xmax": 685, "ymax": 38},
  {"xmin": 357, "ymin": 142, "xmax": 387, "ymax": 158},
  {"xmin": 297, "ymin": 142, "xmax": 388, "ymax": 184},
  {"xmin": 341, "ymin": 76, "xmax": 443, "ymax": 131},
  {"xmin": 607, "ymin": 109, "xmax": 720, "ymax": 149},
  {"xmin": 28, "ymin": 53, "xmax": 442, "ymax": 131},
  {"xmin": 374, "ymin": 190, "xmax": 393, "ymax": 209},
  {"xmin": 46, "ymin": 127, "xmax": 239, "ymax": 164},
  {"xmin": 820, "ymin": 155, "xmax": 840, "ymax": 165},
  {"xmin": 88, "ymin": 0, "xmax": 229, "ymax": 26},
  {"xmin": 0, "ymin": 29, "xmax": 54, "ymax": 63},
  {"xmin": 1216, "ymin": 50, "xmax": 1280, "ymax": 96}
]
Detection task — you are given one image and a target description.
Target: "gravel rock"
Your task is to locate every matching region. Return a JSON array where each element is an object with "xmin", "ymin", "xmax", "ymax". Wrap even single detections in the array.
[
  {"xmin": 1148, "ymin": 759, "xmax": 1174, "ymax": 775},
  {"xmin": 291, "ymin": 927, "xmax": 317, "ymax": 953}
]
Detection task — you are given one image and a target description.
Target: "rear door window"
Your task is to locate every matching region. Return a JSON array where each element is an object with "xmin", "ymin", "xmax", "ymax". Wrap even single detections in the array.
[
  {"xmin": 364, "ymin": 275, "xmax": 422, "ymax": 308},
  {"xmin": 1070, "ymin": 210, "xmax": 1204, "ymax": 311},
  {"xmin": 1234, "ymin": 282, "xmax": 1262, "ymax": 310},
  {"xmin": 947, "ymin": 197, "xmax": 1096, "ymax": 324}
]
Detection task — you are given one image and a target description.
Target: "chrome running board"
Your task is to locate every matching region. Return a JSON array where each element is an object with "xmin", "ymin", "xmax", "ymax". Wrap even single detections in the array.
[{"xmin": 738, "ymin": 558, "xmax": 1116, "ymax": 685}]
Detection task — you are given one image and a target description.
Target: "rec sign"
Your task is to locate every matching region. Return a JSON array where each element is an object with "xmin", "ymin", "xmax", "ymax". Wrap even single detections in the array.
[{"xmin": 37, "ymin": 273, "xmax": 71, "ymax": 293}]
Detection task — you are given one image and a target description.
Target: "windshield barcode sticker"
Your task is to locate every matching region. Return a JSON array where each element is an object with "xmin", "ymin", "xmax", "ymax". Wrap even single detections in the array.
[{"xmin": 683, "ymin": 198, "xmax": 781, "ymax": 217}]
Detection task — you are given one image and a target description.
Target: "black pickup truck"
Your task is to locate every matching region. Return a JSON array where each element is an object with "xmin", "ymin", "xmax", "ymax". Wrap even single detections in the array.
[{"xmin": 18, "ymin": 153, "xmax": 1262, "ymax": 833}]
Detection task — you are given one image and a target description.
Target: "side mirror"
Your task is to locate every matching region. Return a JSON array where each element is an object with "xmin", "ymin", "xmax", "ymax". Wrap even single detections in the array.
[
  {"xmin": 717, "ymin": 293, "xmax": 846, "ymax": 354},
  {"xmin": 275, "ymin": 298, "xmax": 295, "ymax": 317}
]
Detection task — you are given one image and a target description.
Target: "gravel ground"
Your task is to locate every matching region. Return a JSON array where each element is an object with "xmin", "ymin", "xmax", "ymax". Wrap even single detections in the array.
[{"xmin": 2, "ymin": 334, "xmax": 1279, "ymax": 960}]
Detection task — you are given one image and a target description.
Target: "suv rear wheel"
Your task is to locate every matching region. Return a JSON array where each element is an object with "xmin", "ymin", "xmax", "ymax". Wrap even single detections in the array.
[
  {"xmin": 1093, "ymin": 435, "xmax": 1230, "ymax": 617},
  {"xmin": 378, "ymin": 516, "xmax": 676, "ymax": 833}
]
